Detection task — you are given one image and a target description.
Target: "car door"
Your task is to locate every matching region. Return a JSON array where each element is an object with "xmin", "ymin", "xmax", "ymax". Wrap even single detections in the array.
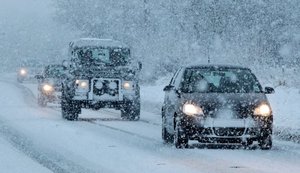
[{"xmin": 164, "ymin": 68, "xmax": 184, "ymax": 133}]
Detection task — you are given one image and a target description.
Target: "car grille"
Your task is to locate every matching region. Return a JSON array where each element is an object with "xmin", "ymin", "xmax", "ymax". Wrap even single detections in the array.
[
  {"xmin": 92, "ymin": 79, "xmax": 120, "ymax": 100},
  {"xmin": 213, "ymin": 127, "xmax": 245, "ymax": 136}
]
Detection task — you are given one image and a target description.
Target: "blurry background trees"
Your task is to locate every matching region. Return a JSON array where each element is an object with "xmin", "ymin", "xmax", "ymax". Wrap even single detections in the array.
[{"xmin": 53, "ymin": 0, "xmax": 300, "ymax": 84}]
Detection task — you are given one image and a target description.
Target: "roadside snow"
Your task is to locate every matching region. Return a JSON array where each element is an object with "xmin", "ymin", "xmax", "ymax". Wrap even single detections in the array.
[
  {"xmin": 0, "ymin": 137, "xmax": 51, "ymax": 173},
  {"xmin": 268, "ymin": 86, "xmax": 300, "ymax": 129}
]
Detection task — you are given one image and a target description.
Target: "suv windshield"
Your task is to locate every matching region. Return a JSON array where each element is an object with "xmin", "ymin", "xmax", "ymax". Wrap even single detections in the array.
[
  {"xmin": 181, "ymin": 68, "xmax": 263, "ymax": 93},
  {"xmin": 75, "ymin": 47, "xmax": 130, "ymax": 66}
]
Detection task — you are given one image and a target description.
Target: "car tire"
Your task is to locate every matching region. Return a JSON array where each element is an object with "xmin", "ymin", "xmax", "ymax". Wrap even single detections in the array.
[
  {"xmin": 258, "ymin": 134, "xmax": 272, "ymax": 150},
  {"xmin": 17, "ymin": 78, "xmax": 24, "ymax": 83},
  {"xmin": 61, "ymin": 90, "xmax": 80, "ymax": 121},
  {"xmin": 174, "ymin": 119, "xmax": 188, "ymax": 149},
  {"xmin": 162, "ymin": 113, "xmax": 174, "ymax": 144},
  {"xmin": 38, "ymin": 94, "xmax": 47, "ymax": 107},
  {"xmin": 258, "ymin": 129, "xmax": 272, "ymax": 150},
  {"xmin": 121, "ymin": 100, "xmax": 140, "ymax": 121}
]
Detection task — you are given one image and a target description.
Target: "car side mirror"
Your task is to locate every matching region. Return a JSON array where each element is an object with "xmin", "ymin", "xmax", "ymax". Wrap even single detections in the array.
[
  {"xmin": 138, "ymin": 61, "xmax": 142, "ymax": 71},
  {"xmin": 35, "ymin": 74, "xmax": 44, "ymax": 80},
  {"xmin": 62, "ymin": 60, "xmax": 70, "ymax": 69},
  {"xmin": 35, "ymin": 74, "xmax": 44, "ymax": 83},
  {"xmin": 163, "ymin": 85, "xmax": 174, "ymax": 92},
  {"xmin": 264, "ymin": 87, "xmax": 275, "ymax": 94}
]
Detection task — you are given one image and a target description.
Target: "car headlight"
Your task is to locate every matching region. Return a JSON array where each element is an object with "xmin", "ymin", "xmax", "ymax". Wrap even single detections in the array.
[
  {"xmin": 20, "ymin": 69, "xmax": 27, "ymax": 75},
  {"xmin": 182, "ymin": 103, "xmax": 204, "ymax": 116},
  {"xmin": 123, "ymin": 81, "xmax": 133, "ymax": 90},
  {"xmin": 75, "ymin": 79, "xmax": 89, "ymax": 91},
  {"xmin": 43, "ymin": 84, "xmax": 53, "ymax": 92},
  {"xmin": 254, "ymin": 104, "xmax": 271, "ymax": 116}
]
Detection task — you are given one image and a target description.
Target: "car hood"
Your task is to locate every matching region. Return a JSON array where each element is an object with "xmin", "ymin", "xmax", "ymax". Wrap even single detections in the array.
[
  {"xmin": 44, "ymin": 78, "xmax": 63, "ymax": 88},
  {"xmin": 181, "ymin": 92, "xmax": 269, "ymax": 118}
]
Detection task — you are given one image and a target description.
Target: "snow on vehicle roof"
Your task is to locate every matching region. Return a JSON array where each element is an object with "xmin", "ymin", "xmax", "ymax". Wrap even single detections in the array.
[
  {"xmin": 70, "ymin": 38, "xmax": 129, "ymax": 49},
  {"xmin": 186, "ymin": 64, "xmax": 251, "ymax": 71}
]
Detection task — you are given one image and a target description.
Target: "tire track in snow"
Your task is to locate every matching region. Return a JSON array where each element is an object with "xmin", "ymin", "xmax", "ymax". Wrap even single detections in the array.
[{"xmin": 79, "ymin": 118, "xmax": 160, "ymax": 142}]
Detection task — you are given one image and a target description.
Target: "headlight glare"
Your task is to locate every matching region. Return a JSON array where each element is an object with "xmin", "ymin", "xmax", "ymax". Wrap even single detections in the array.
[
  {"xmin": 123, "ymin": 81, "xmax": 133, "ymax": 90},
  {"xmin": 20, "ymin": 69, "xmax": 27, "ymax": 75},
  {"xmin": 43, "ymin": 84, "xmax": 53, "ymax": 92},
  {"xmin": 75, "ymin": 80, "xmax": 89, "ymax": 91},
  {"xmin": 183, "ymin": 103, "xmax": 203, "ymax": 116},
  {"xmin": 254, "ymin": 104, "xmax": 271, "ymax": 116}
]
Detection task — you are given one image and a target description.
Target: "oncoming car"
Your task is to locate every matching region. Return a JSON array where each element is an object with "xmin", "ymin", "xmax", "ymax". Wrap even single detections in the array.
[
  {"xmin": 162, "ymin": 65, "xmax": 274, "ymax": 149},
  {"xmin": 36, "ymin": 64, "xmax": 66, "ymax": 107},
  {"xmin": 17, "ymin": 59, "xmax": 44, "ymax": 83}
]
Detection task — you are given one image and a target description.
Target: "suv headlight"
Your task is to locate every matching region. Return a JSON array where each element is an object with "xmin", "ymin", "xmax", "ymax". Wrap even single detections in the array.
[
  {"xmin": 75, "ymin": 79, "xmax": 89, "ymax": 92},
  {"xmin": 123, "ymin": 81, "xmax": 133, "ymax": 90},
  {"xmin": 183, "ymin": 103, "xmax": 204, "ymax": 116},
  {"xmin": 254, "ymin": 104, "xmax": 271, "ymax": 116},
  {"xmin": 20, "ymin": 69, "xmax": 27, "ymax": 75},
  {"xmin": 43, "ymin": 84, "xmax": 53, "ymax": 92}
]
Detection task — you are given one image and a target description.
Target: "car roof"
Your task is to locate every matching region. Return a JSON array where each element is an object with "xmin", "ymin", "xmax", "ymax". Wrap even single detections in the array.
[
  {"xmin": 70, "ymin": 38, "xmax": 129, "ymax": 49},
  {"xmin": 185, "ymin": 64, "xmax": 251, "ymax": 71},
  {"xmin": 46, "ymin": 64, "xmax": 63, "ymax": 68}
]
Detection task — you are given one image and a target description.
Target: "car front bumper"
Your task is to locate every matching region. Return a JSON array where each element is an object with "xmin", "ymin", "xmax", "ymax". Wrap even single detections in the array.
[
  {"xmin": 42, "ymin": 91, "xmax": 62, "ymax": 103},
  {"xmin": 180, "ymin": 114, "xmax": 272, "ymax": 143}
]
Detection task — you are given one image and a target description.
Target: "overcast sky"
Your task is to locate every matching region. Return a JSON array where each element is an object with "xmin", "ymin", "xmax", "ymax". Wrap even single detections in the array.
[{"xmin": 0, "ymin": 0, "xmax": 77, "ymax": 71}]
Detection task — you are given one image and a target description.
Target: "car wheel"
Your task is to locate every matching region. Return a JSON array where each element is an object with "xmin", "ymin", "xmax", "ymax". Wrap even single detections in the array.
[
  {"xmin": 258, "ymin": 134, "xmax": 272, "ymax": 150},
  {"xmin": 61, "ymin": 90, "xmax": 80, "ymax": 121},
  {"xmin": 258, "ymin": 128, "xmax": 272, "ymax": 150},
  {"xmin": 162, "ymin": 113, "xmax": 174, "ymax": 144},
  {"xmin": 38, "ymin": 94, "xmax": 47, "ymax": 107},
  {"xmin": 17, "ymin": 78, "xmax": 24, "ymax": 83},
  {"xmin": 121, "ymin": 100, "xmax": 140, "ymax": 121},
  {"xmin": 174, "ymin": 119, "xmax": 188, "ymax": 148}
]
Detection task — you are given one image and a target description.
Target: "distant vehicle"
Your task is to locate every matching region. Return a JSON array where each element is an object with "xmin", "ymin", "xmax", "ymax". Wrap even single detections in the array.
[
  {"xmin": 17, "ymin": 59, "xmax": 44, "ymax": 83},
  {"xmin": 162, "ymin": 65, "xmax": 274, "ymax": 149},
  {"xmin": 36, "ymin": 64, "xmax": 66, "ymax": 107},
  {"xmin": 61, "ymin": 38, "xmax": 142, "ymax": 120}
]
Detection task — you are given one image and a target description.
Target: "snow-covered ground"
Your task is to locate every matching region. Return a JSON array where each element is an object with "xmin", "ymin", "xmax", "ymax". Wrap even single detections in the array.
[
  {"xmin": 0, "ymin": 137, "xmax": 52, "ymax": 173},
  {"xmin": 0, "ymin": 73, "xmax": 300, "ymax": 173}
]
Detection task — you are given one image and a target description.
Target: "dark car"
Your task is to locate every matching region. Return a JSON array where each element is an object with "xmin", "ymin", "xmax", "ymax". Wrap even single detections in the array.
[
  {"xmin": 36, "ymin": 64, "xmax": 66, "ymax": 107},
  {"xmin": 162, "ymin": 65, "xmax": 274, "ymax": 149}
]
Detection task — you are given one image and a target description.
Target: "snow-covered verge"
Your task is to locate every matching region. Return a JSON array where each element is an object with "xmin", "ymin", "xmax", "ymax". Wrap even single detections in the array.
[
  {"xmin": 268, "ymin": 87, "xmax": 300, "ymax": 142},
  {"xmin": 0, "ymin": 136, "xmax": 52, "ymax": 173}
]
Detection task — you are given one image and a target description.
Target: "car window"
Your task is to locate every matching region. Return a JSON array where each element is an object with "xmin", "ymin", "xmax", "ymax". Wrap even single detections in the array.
[
  {"xmin": 44, "ymin": 66, "xmax": 65, "ymax": 78},
  {"xmin": 173, "ymin": 68, "xmax": 184, "ymax": 89},
  {"xmin": 182, "ymin": 68, "xmax": 263, "ymax": 93},
  {"xmin": 169, "ymin": 69, "xmax": 180, "ymax": 86}
]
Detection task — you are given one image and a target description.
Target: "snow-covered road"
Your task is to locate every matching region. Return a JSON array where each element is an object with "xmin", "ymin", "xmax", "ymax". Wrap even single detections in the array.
[{"xmin": 0, "ymin": 77, "xmax": 300, "ymax": 173}]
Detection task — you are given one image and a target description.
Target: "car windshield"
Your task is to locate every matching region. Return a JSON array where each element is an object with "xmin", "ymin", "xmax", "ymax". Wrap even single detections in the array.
[
  {"xmin": 75, "ymin": 47, "xmax": 130, "ymax": 66},
  {"xmin": 44, "ymin": 66, "xmax": 65, "ymax": 78},
  {"xmin": 181, "ymin": 68, "xmax": 263, "ymax": 93}
]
